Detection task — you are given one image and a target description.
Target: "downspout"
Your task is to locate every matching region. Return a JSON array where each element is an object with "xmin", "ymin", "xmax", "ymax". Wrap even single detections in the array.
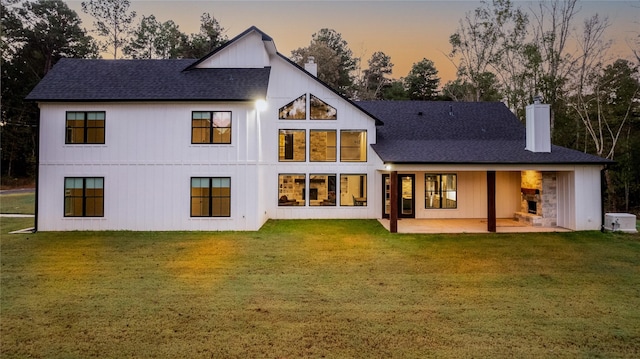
[
  {"xmin": 600, "ymin": 165, "xmax": 607, "ymax": 233},
  {"xmin": 33, "ymin": 110, "xmax": 40, "ymax": 233}
]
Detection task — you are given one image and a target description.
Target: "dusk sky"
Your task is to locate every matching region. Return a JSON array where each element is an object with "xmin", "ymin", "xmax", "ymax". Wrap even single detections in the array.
[{"xmin": 65, "ymin": 0, "xmax": 639, "ymax": 83}]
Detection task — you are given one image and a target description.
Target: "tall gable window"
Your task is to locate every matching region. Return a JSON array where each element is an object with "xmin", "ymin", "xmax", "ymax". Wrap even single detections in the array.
[
  {"xmin": 310, "ymin": 130, "xmax": 336, "ymax": 162},
  {"xmin": 191, "ymin": 177, "xmax": 231, "ymax": 217},
  {"xmin": 278, "ymin": 94, "xmax": 306, "ymax": 119},
  {"xmin": 278, "ymin": 174, "xmax": 305, "ymax": 206},
  {"xmin": 66, "ymin": 112, "xmax": 105, "ymax": 144},
  {"xmin": 309, "ymin": 174, "xmax": 336, "ymax": 206},
  {"xmin": 192, "ymin": 111, "xmax": 232, "ymax": 144},
  {"xmin": 425, "ymin": 174, "xmax": 457, "ymax": 209},
  {"xmin": 340, "ymin": 174, "xmax": 367, "ymax": 206},
  {"xmin": 279, "ymin": 130, "xmax": 306, "ymax": 161},
  {"xmin": 64, "ymin": 177, "xmax": 104, "ymax": 217},
  {"xmin": 310, "ymin": 94, "xmax": 337, "ymax": 120},
  {"xmin": 340, "ymin": 130, "xmax": 367, "ymax": 162}
]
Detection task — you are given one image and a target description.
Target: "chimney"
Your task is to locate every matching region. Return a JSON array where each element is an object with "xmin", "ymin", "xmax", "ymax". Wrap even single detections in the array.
[
  {"xmin": 525, "ymin": 97, "xmax": 551, "ymax": 153},
  {"xmin": 304, "ymin": 56, "xmax": 317, "ymax": 77}
]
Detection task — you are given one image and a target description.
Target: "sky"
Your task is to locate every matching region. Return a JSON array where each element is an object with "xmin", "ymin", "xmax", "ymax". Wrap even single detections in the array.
[{"xmin": 64, "ymin": 0, "xmax": 639, "ymax": 83}]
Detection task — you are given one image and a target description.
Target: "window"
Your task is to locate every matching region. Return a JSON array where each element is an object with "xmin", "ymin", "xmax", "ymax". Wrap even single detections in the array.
[
  {"xmin": 279, "ymin": 94, "xmax": 306, "ymax": 119},
  {"xmin": 309, "ymin": 174, "xmax": 336, "ymax": 206},
  {"xmin": 340, "ymin": 174, "xmax": 367, "ymax": 206},
  {"xmin": 66, "ymin": 112, "xmax": 105, "ymax": 144},
  {"xmin": 425, "ymin": 174, "xmax": 457, "ymax": 209},
  {"xmin": 310, "ymin": 94, "xmax": 337, "ymax": 120},
  {"xmin": 278, "ymin": 174, "xmax": 305, "ymax": 206},
  {"xmin": 191, "ymin": 177, "xmax": 231, "ymax": 217},
  {"xmin": 279, "ymin": 130, "xmax": 306, "ymax": 161},
  {"xmin": 340, "ymin": 130, "xmax": 367, "ymax": 162},
  {"xmin": 309, "ymin": 130, "xmax": 336, "ymax": 162},
  {"xmin": 192, "ymin": 111, "xmax": 232, "ymax": 144},
  {"xmin": 64, "ymin": 177, "xmax": 104, "ymax": 217}
]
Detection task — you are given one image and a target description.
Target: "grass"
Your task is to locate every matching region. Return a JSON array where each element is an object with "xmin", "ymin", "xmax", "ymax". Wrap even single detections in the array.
[
  {"xmin": 1, "ymin": 220, "xmax": 639, "ymax": 358},
  {"xmin": 0, "ymin": 192, "xmax": 35, "ymax": 214}
]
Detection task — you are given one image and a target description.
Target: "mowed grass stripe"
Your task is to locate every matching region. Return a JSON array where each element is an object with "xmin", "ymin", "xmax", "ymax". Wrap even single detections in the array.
[{"xmin": 1, "ymin": 220, "xmax": 639, "ymax": 358}]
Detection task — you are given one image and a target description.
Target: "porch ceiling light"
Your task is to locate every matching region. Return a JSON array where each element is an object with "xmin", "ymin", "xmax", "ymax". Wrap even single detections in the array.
[{"xmin": 385, "ymin": 165, "xmax": 392, "ymax": 171}]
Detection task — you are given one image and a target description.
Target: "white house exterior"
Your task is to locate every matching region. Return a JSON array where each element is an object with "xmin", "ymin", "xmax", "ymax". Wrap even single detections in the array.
[{"xmin": 27, "ymin": 26, "xmax": 610, "ymax": 232}]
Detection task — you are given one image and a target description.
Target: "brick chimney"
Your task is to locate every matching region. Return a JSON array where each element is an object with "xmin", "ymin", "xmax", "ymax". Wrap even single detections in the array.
[
  {"xmin": 304, "ymin": 56, "xmax": 317, "ymax": 77},
  {"xmin": 525, "ymin": 97, "xmax": 551, "ymax": 153}
]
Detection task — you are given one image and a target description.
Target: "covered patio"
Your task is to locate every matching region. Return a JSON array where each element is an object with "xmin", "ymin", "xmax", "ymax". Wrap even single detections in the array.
[{"xmin": 377, "ymin": 218, "xmax": 571, "ymax": 234}]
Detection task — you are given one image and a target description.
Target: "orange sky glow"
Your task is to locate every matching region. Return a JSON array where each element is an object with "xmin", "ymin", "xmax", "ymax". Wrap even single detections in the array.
[{"xmin": 64, "ymin": 0, "xmax": 639, "ymax": 84}]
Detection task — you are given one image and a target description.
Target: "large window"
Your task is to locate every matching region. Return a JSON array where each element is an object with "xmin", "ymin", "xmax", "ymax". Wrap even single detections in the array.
[
  {"xmin": 191, "ymin": 177, "xmax": 231, "ymax": 217},
  {"xmin": 309, "ymin": 130, "xmax": 336, "ymax": 162},
  {"xmin": 278, "ymin": 174, "xmax": 305, "ymax": 206},
  {"xmin": 340, "ymin": 130, "xmax": 367, "ymax": 162},
  {"xmin": 425, "ymin": 174, "xmax": 457, "ymax": 209},
  {"xmin": 192, "ymin": 111, "xmax": 232, "ymax": 144},
  {"xmin": 279, "ymin": 130, "xmax": 306, "ymax": 161},
  {"xmin": 66, "ymin": 112, "xmax": 105, "ymax": 144},
  {"xmin": 340, "ymin": 174, "xmax": 367, "ymax": 206},
  {"xmin": 64, "ymin": 177, "xmax": 104, "ymax": 217},
  {"xmin": 309, "ymin": 174, "xmax": 336, "ymax": 206}
]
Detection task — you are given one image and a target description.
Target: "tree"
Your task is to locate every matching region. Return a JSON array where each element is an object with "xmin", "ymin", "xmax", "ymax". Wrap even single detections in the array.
[
  {"xmin": 291, "ymin": 42, "xmax": 342, "ymax": 89},
  {"xmin": 124, "ymin": 15, "xmax": 184, "ymax": 59},
  {"xmin": 442, "ymin": 73, "xmax": 502, "ymax": 102},
  {"xmin": 360, "ymin": 51, "xmax": 394, "ymax": 100},
  {"xmin": 178, "ymin": 13, "xmax": 227, "ymax": 58},
  {"xmin": 382, "ymin": 80, "xmax": 409, "ymax": 100},
  {"xmin": 568, "ymin": 59, "xmax": 639, "ymax": 210},
  {"xmin": 449, "ymin": 0, "xmax": 528, "ymax": 109},
  {"xmin": 404, "ymin": 58, "xmax": 440, "ymax": 100},
  {"xmin": 81, "ymin": 0, "xmax": 136, "ymax": 59},
  {"xmin": 1, "ymin": 0, "xmax": 97, "ymax": 179},
  {"xmin": 292, "ymin": 28, "xmax": 358, "ymax": 96},
  {"xmin": 528, "ymin": 0, "xmax": 580, "ymax": 135}
]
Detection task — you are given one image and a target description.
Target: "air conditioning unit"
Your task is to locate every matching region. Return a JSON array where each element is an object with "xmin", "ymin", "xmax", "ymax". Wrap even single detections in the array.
[{"xmin": 604, "ymin": 213, "xmax": 638, "ymax": 233}]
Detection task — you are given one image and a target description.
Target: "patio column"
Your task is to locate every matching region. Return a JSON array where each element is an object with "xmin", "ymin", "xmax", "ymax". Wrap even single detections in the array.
[
  {"xmin": 390, "ymin": 171, "xmax": 398, "ymax": 233},
  {"xmin": 487, "ymin": 170, "xmax": 496, "ymax": 232}
]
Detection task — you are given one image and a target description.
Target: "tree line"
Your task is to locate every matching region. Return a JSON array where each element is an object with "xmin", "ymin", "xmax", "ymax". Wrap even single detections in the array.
[{"xmin": 1, "ymin": 0, "xmax": 638, "ymax": 213}]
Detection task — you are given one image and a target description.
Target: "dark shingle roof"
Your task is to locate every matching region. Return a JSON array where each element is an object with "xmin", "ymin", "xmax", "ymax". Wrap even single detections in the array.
[
  {"xmin": 26, "ymin": 58, "xmax": 270, "ymax": 102},
  {"xmin": 357, "ymin": 100, "xmax": 611, "ymax": 165}
]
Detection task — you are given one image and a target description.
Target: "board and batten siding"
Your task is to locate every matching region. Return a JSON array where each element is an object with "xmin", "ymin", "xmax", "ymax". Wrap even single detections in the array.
[
  {"xmin": 194, "ymin": 31, "xmax": 270, "ymax": 69},
  {"xmin": 37, "ymin": 102, "xmax": 268, "ymax": 231}
]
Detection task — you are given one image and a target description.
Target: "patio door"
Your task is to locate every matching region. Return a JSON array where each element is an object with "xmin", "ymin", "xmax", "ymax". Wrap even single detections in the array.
[{"xmin": 382, "ymin": 174, "xmax": 415, "ymax": 218}]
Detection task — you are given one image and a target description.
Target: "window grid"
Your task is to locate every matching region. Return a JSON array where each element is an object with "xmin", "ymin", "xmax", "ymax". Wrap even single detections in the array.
[
  {"xmin": 64, "ymin": 177, "xmax": 104, "ymax": 217},
  {"xmin": 65, "ymin": 112, "xmax": 105, "ymax": 144},
  {"xmin": 191, "ymin": 111, "xmax": 232, "ymax": 144},
  {"xmin": 191, "ymin": 177, "xmax": 231, "ymax": 217},
  {"xmin": 425, "ymin": 174, "xmax": 457, "ymax": 209}
]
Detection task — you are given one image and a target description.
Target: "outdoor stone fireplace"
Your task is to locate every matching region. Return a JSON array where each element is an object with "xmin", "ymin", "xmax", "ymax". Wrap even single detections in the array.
[{"xmin": 516, "ymin": 171, "xmax": 557, "ymax": 227}]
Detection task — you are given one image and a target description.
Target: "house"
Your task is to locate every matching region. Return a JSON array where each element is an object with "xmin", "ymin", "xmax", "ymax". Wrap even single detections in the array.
[{"xmin": 26, "ymin": 26, "xmax": 610, "ymax": 232}]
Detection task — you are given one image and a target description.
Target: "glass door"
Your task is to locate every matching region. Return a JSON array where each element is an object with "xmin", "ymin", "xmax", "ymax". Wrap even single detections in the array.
[
  {"xmin": 400, "ymin": 174, "xmax": 415, "ymax": 218},
  {"xmin": 382, "ymin": 174, "xmax": 390, "ymax": 218},
  {"xmin": 381, "ymin": 174, "xmax": 415, "ymax": 218}
]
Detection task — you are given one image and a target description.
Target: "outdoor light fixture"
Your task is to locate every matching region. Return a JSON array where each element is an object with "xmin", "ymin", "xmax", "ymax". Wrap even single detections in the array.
[
  {"xmin": 385, "ymin": 165, "xmax": 392, "ymax": 171},
  {"xmin": 255, "ymin": 99, "xmax": 267, "ymax": 112}
]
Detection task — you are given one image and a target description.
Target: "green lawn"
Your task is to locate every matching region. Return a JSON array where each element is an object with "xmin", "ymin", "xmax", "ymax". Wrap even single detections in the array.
[
  {"xmin": 1, "ymin": 220, "xmax": 639, "ymax": 358},
  {"xmin": 0, "ymin": 191, "xmax": 35, "ymax": 214}
]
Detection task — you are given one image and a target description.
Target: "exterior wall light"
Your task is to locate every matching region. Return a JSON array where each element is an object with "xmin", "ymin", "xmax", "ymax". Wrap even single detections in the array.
[{"xmin": 255, "ymin": 99, "xmax": 267, "ymax": 112}]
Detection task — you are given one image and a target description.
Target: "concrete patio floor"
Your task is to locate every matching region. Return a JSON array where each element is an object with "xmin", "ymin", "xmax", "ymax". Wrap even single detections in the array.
[{"xmin": 377, "ymin": 218, "xmax": 571, "ymax": 234}]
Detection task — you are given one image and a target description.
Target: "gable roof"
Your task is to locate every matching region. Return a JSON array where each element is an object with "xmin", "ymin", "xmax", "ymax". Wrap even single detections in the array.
[
  {"xmin": 357, "ymin": 101, "xmax": 611, "ymax": 165},
  {"xmin": 185, "ymin": 26, "xmax": 275, "ymax": 71},
  {"xmin": 25, "ymin": 58, "xmax": 270, "ymax": 102}
]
